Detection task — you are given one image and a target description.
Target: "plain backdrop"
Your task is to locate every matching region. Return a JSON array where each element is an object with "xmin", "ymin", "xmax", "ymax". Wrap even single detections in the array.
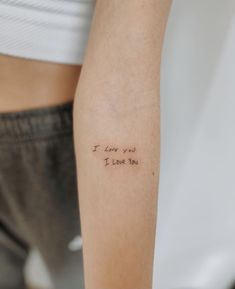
[{"xmin": 154, "ymin": 1, "xmax": 235, "ymax": 288}]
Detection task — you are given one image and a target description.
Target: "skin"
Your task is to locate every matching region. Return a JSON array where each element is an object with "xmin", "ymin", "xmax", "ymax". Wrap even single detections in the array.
[
  {"xmin": 0, "ymin": 54, "xmax": 81, "ymax": 112},
  {"xmin": 0, "ymin": 0, "xmax": 172, "ymax": 288},
  {"xmin": 73, "ymin": 1, "xmax": 172, "ymax": 289}
]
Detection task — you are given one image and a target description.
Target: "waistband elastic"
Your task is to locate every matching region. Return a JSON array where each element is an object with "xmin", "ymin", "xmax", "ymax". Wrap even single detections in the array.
[{"xmin": 0, "ymin": 101, "xmax": 73, "ymax": 144}]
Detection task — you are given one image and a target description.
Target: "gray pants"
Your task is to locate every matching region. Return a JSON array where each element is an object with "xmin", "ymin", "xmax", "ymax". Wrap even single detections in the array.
[{"xmin": 0, "ymin": 101, "xmax": 84, "ymax": 289}]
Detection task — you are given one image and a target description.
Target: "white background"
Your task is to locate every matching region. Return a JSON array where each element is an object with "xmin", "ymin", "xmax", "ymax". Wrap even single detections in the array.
[{"xmin": 154, "ymin": 1, "xmax": 235, "ymax": 288}]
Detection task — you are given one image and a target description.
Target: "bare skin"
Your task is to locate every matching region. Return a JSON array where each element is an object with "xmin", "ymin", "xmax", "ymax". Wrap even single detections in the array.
[
  {"xmin": 0, "ymin": 54, "xmax": 81, "ymax": 112},
  {"xmin": 74, "ymin": 1, "xmax": 172, "ymax": 288}
]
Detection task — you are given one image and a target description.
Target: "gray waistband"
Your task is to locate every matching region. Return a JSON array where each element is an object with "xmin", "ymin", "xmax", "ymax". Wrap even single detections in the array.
[{"xmin": 0, "ymin": 101, "xmax": 73, "ymax": 144}]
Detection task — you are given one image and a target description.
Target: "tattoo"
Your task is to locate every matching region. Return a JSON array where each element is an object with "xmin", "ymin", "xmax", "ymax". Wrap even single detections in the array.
[
  {"xmin": 92, "ymin": 145, "xmax": 140, "ymax": 167},
  {"xmin": 92, "ymin": 145, "xmax": 100, "ymax": 152}
]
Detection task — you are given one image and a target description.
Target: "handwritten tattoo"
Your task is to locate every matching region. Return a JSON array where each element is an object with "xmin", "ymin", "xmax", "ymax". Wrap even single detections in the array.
[
  {"xmin": 92, "ymin": 145, "xmax": 100, "ymax": 152},
  {"xmin": 92, "ymin": 145, "xmax": 139, "ymax": 167}
]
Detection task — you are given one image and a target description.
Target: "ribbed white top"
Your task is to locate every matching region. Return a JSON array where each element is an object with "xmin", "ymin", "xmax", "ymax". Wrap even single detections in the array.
[{"xmin": 0, "ymin": 0, "xmax": 96, "ymax": 64}]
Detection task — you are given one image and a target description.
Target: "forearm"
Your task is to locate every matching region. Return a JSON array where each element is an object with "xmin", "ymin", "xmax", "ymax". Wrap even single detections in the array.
[{"xmin": 73, "ymin": 1, "xmax": 171, "ymax": 289}]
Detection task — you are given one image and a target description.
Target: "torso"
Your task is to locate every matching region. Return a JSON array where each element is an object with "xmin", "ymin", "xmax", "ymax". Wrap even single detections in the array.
[{"xmin": 0, "ymin": 54, "xmax": 82, "ymax": 112}]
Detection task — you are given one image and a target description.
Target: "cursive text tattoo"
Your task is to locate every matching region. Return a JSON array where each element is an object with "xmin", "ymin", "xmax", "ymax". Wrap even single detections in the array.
[{"xmin": 91, "ymin": 145, "xmax": 140, "ymax": 167}]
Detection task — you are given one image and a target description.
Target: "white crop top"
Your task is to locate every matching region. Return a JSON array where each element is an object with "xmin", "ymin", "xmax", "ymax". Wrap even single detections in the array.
[{"xmin": 0, "ymin": 0, "xmax": 96, "ymax": 64}]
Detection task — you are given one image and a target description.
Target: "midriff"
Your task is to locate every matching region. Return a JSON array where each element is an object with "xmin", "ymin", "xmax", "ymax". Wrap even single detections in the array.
[{"xmin": 0, "ymin": 54, "xmax": 82, "ymax": 112}]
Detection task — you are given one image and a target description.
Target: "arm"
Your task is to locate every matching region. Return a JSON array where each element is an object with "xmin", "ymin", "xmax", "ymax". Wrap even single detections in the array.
[{"xmin": 73, "ymin": 1, "xmax": 172, "ymax": 288}]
